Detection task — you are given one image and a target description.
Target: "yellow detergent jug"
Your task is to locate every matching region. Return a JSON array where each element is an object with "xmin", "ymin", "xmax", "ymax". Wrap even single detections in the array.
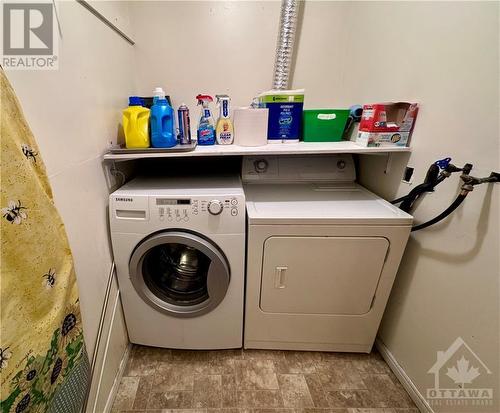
[{"xmin": 123, "ymin": 96, "xmax": 150, "ymax": 148}]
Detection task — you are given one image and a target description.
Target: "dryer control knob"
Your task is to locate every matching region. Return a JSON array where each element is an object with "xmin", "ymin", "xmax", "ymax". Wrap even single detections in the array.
[
  {"xmin": 207, "ymin": 200, "xmax": 224, "ymax": 215},
  {"xmin": 254, "ymin": 159, "xmax": 269, "ymax": 173}
]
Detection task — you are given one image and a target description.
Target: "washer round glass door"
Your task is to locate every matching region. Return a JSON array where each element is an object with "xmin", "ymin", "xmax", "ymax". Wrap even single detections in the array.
[{"xmin": 129, "ymin": 231, "xmax": 230, "ymax": 318}]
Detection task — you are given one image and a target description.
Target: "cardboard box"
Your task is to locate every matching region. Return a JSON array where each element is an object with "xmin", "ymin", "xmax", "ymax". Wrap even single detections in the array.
[{"xmin": 356, "ymin": 102, "xmax": 418, "ymax": 147}]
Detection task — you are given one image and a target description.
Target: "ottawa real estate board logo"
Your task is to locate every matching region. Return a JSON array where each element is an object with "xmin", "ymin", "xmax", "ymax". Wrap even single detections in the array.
[
  {"xmin": 427, "ymin": 337, "xmax": 493, "ymax": 410},
  {"xmin": 2, "ymin": 1, "xmax": 58, "ymax": 70}
]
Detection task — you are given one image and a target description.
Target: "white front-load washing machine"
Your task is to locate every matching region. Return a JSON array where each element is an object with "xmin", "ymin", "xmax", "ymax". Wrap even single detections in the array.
[
  {"xmin": 109, "ymin": 175, "xmax": 245, "ymax": 349},
  {"xmin": 243, "ymin": 155, "xmax": 413, "ymax": 353}
]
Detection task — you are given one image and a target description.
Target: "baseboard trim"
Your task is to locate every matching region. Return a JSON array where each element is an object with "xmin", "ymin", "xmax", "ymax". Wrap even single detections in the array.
[
  {"xmin": 102, "ymin": 342, "xmax": 132, "ymax": 413},
  {"xmin": 376, "ymin": 337, "xmax": 433, "ymax": 413}
]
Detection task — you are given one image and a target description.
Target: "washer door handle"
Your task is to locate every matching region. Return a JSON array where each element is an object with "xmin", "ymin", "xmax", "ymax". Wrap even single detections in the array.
[{"xmin": 274, "ymin": 266, "xmax": 288, "ymax": 289}]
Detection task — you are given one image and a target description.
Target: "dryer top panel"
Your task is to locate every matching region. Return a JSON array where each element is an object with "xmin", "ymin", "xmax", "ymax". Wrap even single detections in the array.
[
  {"xmin": 114, "ymin": 175, "xmax": 244, "ymax": 197},
  {"xmin": 244, "ymin": 183, "xmax": 413, "ymax": 225},
  {"xmin": 242, "ymin": 155, "xmax": 356, "ymax": 183}
]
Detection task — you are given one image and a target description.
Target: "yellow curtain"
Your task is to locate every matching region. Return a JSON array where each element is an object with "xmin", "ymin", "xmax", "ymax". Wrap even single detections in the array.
[{"xmin": 1, "ymin": 70, "xmax": 87, "ymax": 413}]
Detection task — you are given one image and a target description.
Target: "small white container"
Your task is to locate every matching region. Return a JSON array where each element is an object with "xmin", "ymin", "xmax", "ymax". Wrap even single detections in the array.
[{"xmin": 233, "ymin": 107, "xmax": 268, "ymax": 147}]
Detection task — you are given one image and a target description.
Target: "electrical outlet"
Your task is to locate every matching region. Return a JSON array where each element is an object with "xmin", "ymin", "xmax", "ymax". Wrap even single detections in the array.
[{"xmin": 402, "ymin": 166, "xmax": 414, "ymax": 184}]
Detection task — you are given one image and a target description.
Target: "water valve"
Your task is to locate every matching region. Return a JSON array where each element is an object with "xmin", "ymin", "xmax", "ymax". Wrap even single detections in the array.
[{"xmin": 435, "ymin": 157, "xmax": 452, "ymax": 170}]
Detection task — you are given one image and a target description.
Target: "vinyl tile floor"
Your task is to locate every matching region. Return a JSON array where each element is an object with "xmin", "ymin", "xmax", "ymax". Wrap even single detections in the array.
[{"xmin": 111, "ymin": 346, "xmax": 418, "ymax": 413}]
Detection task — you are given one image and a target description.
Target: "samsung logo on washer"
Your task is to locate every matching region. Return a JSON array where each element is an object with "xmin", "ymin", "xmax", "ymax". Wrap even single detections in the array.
[{"xmin": 115, "ymin": 197, "xmax": 133, "ymax": 202}]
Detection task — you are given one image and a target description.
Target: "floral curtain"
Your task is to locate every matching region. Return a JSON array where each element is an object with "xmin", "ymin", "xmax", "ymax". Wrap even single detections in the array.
[{"xmin": 1, "ymin": 69, "xmax": 89, "ymax": 413}]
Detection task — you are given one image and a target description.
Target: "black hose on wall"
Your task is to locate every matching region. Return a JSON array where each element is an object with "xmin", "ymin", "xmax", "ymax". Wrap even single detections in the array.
[
  {"xmin": 397, "ymin": 164, "xmax": 442, "ymax": 212},
  {"xmin": 411, "ymin": 193, "xmax": 468, "ymax": 232}
]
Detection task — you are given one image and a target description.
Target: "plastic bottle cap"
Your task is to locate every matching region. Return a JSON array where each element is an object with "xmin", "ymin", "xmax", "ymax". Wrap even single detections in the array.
[
  {"xmin": 153, "ymin": 87, "xmax": 166, "ymax": 99},
  {"xmin": 129, "ymin": 96, "xmax": 143, "ymax": 106}
]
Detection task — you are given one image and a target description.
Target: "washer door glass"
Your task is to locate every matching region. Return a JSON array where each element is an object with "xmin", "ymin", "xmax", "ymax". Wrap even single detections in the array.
[{"xmin": 129, "ymin": 231, "xmax": 230, "ymax": 317}]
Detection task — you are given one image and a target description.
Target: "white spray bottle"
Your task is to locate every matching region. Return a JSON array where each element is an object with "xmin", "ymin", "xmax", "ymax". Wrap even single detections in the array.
[{"xmin": 215, "ymin": 95, "xmax": 234, "ymax": 145}]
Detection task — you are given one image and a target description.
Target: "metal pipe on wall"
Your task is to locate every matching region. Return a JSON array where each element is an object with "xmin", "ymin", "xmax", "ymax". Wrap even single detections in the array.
[{"xmin": 272, "ymin": 0, "xmax": 301, "ymax": 90}]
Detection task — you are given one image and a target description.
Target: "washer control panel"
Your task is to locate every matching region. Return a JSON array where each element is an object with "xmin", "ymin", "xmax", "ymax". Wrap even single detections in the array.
[
  {"xmin": 110, "ymin": 176, "xmax": 245, "ymax": 235},
  {"xmin": 154, "ymin": 196, "xmax": 240, "ymax": 223}
]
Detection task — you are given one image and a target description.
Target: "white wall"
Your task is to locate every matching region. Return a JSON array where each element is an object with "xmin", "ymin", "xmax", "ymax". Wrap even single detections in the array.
[
  {"xmin": 129, "ymin": 0, "xmax": 281, "ymax": 109},
  {"xmin": 5, "ymin": 0, "xmax": 134, "ymax": 410},
  {"xmin": 128, "ymin": 1, "xmax": 499, "ymax": 411}
]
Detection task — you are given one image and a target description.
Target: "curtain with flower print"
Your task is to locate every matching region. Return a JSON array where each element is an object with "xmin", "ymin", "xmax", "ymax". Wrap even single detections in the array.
[{"xmin": 0, "ymin": 70, "xmax": 89, "ymax": 413}]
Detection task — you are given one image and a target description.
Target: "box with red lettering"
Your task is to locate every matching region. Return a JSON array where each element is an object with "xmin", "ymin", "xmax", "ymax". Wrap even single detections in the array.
[{"xmin": 356, "ymin": 102, "xmax": 418, "ymax": 147}]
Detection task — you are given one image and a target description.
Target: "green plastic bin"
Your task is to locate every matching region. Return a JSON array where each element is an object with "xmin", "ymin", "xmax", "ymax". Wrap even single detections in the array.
[{"xmin": 302, "ymin": 109, "xmax": 350, "ymax": 142}]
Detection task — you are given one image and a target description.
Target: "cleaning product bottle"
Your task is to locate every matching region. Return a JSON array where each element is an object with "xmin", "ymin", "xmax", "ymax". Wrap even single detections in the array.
[
  {"xmin": 150, "ymin": 90, "xmax": 176, "ymax": 148},
  {"xmin": 215, "ymin": 94, "xmax": 234, "ymax": 145},
  {"xmin": 123, "ymin": 96, "xmax": 150, "ymax": 148},
  {"xmin": 152, "ymin": 87, "xmax": 166, "ymax": 104},
  {"xmin": 196, "ymin": 94, "xmax": 215, "ymax": 145}
]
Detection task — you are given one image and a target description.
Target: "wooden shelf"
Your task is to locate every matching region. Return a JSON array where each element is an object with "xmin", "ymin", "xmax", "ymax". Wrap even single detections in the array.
[{"xmin": 103, "ymin": 141, "xmax": 410, "ymax": 161}]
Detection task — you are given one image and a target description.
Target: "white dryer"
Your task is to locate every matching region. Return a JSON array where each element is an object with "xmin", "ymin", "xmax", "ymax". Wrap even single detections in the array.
[
  {"xmin": 243, "ymin": 155, "xmax": 412, "ymax": 353},
  {"xmin": 109, "ymin": 175, "xmax": 245, "ymax": 349}
]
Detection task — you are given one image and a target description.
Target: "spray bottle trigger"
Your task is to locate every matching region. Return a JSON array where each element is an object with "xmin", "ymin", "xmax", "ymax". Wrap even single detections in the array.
[{"xmin": 196, "ymin": 94, "xmax": 213, "ymax": 104}]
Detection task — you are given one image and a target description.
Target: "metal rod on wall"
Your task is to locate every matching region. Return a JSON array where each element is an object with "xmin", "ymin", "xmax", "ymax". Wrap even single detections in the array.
[{"xmin": 76, "ymin": 1, "xmax": 135, "ymax": 46}]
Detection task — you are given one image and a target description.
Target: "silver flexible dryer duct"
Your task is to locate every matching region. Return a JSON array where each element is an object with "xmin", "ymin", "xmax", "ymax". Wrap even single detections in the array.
[{"xmin": 273, "ymin": 0, "xmax": 300, "ymax": 90}]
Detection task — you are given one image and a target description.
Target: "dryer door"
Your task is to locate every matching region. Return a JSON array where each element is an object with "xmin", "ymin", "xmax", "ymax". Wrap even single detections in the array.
[
  {"xmin": 129, "ymin": 231, "xmax": 230, "ymax": 317},
  {"xmin": 260, "ymin": 236, "xmax": 389, "ymax": 315}
]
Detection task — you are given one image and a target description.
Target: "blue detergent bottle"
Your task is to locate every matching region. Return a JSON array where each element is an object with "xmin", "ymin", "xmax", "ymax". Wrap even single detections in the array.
[{"xmin": 150, "ymin": 94, "xmax": 176, "ymax": 148}]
